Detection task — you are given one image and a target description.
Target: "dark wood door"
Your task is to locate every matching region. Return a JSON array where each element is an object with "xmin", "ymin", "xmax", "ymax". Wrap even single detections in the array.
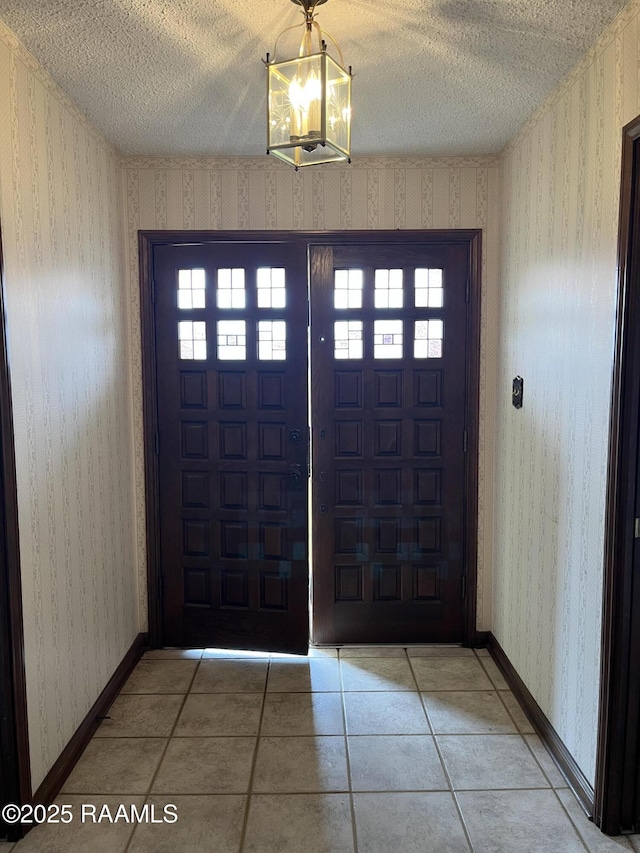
[
  {"xmin": 310, "ymin": 242, "xmax": 469, "ymax": 644},
  {"xmin": 153, "ymin": 242, "xmax": 309, "ymax": 653}
]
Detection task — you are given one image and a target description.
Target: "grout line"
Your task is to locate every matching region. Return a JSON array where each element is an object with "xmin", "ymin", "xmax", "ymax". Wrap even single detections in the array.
[
  {"xmin": 412, "ymin": 666, "xmax": 471, "ymax": 850},
  {"xmin": 476, "ymin": 654, "xmax": 509, "ymax": 691},
  {"xmin": 549, "ymin": 788, "xmax": 591, "ymax": 852},
  {"xmin": 493, "ymin": 684, "xmax": 531, "ymax": 734},
  {"xmin": 425, "ymin": 697, "xmax": 475, "ymax": 853},
  {"xmin": 122, "ymin": 658, "xmax": 201, "ymax": 853},
  {"xmin": 237, "ymin": 658, "xmax": 271, "ymax": 852},
  {"xmin": 520, "ymin": 732, "xmax": 569, "ymax": 790},
  {"xmin": 339, "ymin": 659, "xmax": 359, "ymax": 853}
]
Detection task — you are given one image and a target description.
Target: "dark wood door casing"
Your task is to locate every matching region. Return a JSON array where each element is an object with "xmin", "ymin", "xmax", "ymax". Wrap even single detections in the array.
[
  {"xmin": 0, "ymin": 218, "xmax": 31, "ymax": 839},
  {"xmin": 596, "ymin": 117, "xmax": 640, "ymax": 835},
  {"xmin": 139, "ymin": 230, "xmax": 481, "ymax": 650}
]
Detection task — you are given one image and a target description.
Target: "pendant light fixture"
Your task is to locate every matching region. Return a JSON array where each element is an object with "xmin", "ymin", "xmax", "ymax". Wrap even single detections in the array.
[{"xmin": 264, "ymin": 0, "xmax": 352, "ymax": 168}]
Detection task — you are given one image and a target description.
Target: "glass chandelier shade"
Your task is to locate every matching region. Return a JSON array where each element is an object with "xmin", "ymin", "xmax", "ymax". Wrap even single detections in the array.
[{"xmin": 265, "ymin": 0, "xmax": 352, "ymax": 168}]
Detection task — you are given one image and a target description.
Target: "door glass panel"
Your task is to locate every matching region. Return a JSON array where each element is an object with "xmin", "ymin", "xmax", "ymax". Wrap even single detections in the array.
[
  {"xmin": 257, "ymin": 267, "xmax": 286, "ymax": 308},
  {"xmin": 334, "ymin": 320, "xmax": 363, "ymax": 359},
  {"xmin": 178, "ymin": 268, "xmax": 206, "ymax": 309},
  {"xmin": 414, "ymin": 319, "xmax": 443, "ymax": 358},
  {"xmin": 375, "ymin": 269, "xmax": 403, "ymax": 309},
  {"xmin": 217, "ymin": 268, "xmax": 245, "ymax": 309},
  {"xmin": 258, "ymin": 320, "xmax": 287, "ymax": 360},
  {"xmin": 334, "ymin": 269, "xmax": 363, "ymax": 309},
  {"xmin": 178, "ymin": 320, "xmax": 207, "ymax": 360},
  {"xmin": 415, "ymin": 268, "xmax": 443, "ymax": 307},
  {"xmin": 374, "ymin": 319, "xmax": 403, "ymax": 358},
  {"xmin": 217, "ymin": 320, "xmax": 247, "ymax": 360}
]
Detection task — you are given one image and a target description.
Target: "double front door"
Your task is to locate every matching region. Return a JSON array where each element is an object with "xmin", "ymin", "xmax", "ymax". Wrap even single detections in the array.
[{"xmin": 150, "ymin": 234, "xmax": 475, "ymax": 654}]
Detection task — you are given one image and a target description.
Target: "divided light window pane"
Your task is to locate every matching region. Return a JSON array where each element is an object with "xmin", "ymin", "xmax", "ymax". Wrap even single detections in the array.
[
  {"xmin": 257, "ymin": 320, "xmax": 286, "ymax": 360},
  {"xmin": 217, "ymin": 320, "xmax": 247, "ymax": 360},
  {"xmin": 257, "ymin": 267, "xmax": 286, "ymax": 308},
  {"xmin": 217, "ymin": 268, "xmax": 246, "ymax": 309},
  {"xmin": 334, "ymin": 320, "xmax": 363, "ymax": 359},
  {"xmin": 415, "ymin": 268, "xmax": 444, "ymax": 308},
  {"xmin": 374, "ymin": 319, "xmax": 403, "ymax": 358},
  {"xmin": 178, "ymin": 320, "xmax": 207, "ymax": 360},
  {"xmin": 178, "ymin": 268, "xmax": 206, "ymax": 309},
  {"xmin": 334, "ymin": 269, "xmax": 363, "ymax": 309},
  {"xmin": 414, "ymin": 319, "xmax": 444, "ymax": 358},
  {"xmin": 374, "ymin": 269, "xmax": 403, "ymax": 309}
]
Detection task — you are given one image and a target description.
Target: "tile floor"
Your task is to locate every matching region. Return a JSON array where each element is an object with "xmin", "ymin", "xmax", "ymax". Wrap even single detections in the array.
[{"xmin": 5, "ymin": 646, "xmax": 640, "ymax": 852}]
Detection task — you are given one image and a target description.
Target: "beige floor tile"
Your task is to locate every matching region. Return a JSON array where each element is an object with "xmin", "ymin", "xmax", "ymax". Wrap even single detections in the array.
[
  {"xmin": 344, "ymin": 692, "xmax": 430, "ymax": 735},
  {"xmin": 270, "ymin": 648, "xmax": 339, "ymax": 659},
  {"xmin": 410, "ymin": 657, "xmax": 493, "ymax": 691},
  {"xmin": 629, "ymin": 835, "xmax": 640, "ymax": 852},
  {"xmin": 479, "ymin": 657, "xmax": 510, "ymax": 690},
  {"xmin": 500, "ymin": 691, "xmax": 535, "ymax": 733},
  {"xmin": 95, "ymin": 694, "xmax": 184, "ymax": 738},
  {"xmin": 348, "ymin": 735, "xmax": 448, "ymax": 791},
  {"xmin": 339, "ymin": 646, "xmax": 407, "ymax": 658},
  {"xmin": 438, "ymin": 734, "xmax": 549, "ymax": 790},
  {"xmin": 12, "ymin": 797, "xmax": 144, "ymax": 852},
  {"xmin": 340, "ymin": 658, "xmax": 417, "ymax": 692},
  {"xmin": 0, "ymin": 844, "xmax": 13, "ymax": 851},
  {"xmin": 407, "ymin": 646, "xmax": 475, "ymax": 658},
  {"xmin": 253, "ymin": 736, "xmax": 349, "ymax": 793},
  {"xmin": 173, "ymin": 693, "xmax": 263, "ymax": 737},
  {"xmin": 190, "ymin": 660, "xmax": 268, "ymax": 693},
  {"xmin": 61, "ymin": 739, "xmax": 166, "ymax": 794},
  {"xmin": 457, "ymin": 790, "xmax": 587, "ymax": 852},
  {"xmin": 261, "ymin": 692, "xmax": 345, "ymax": 736},
  {"xmin": 203, "ymin": 648, "xmax": 270, "ymax": 659},
  {"xmin": 120, "ymin": 660, "xmax": 198, "ymax": 694},
  {"xmin": 151, "ymin": 737, "xmax": 255, "ymax": 794},
  {"xmin": 243, "ymin": 794, "xmax": 354, "ymax": 853},
  {"xmin": 475, "ymin": 648, "xmax": 491, "ymax": 657},
  {"xmin": 307, "ymin": 647, "xmax": 339, "ymax": 658},
  {"xmin": 128, "ymin": 795, "xmax": 246, "ymax": 853},
  {"xmin": 524, "ymin": 735, "xmax": 568, "ymax": 788},
  {"xmin": 557, "ymin": 789, "xmax": 633, "ymax": 852},
  {"xmin": 422, "ymin": 691, "xmax": 517, "ymax": 734},
  {"xmin": 267, "ymin": 659, "xmax": 341, "ymax": 692},
  {"xmin": 353, "ymin": 792, "xmax": 470, "ymax": 853},
  {"xmin": 143, "ymin": 649, "xmax": 203, "ymax": 660}
]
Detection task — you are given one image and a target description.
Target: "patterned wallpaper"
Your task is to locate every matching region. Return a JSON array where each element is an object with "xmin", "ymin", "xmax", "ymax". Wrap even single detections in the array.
[
  {"xmin": 495, "ymin": 0, "xmax": 640, "ymax": 786},
  {"xmin": 120, "ymin": 155, "xmax": 502, "ymax": 634},
  {"xmin": 0, "ymin": 21, "xmax": 139, "ymax": 789}
]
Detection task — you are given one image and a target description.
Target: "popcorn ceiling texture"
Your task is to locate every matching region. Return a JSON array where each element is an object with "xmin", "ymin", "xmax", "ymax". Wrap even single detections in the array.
[{"xmin": 0, "ymin": 0, "xmax": 630, "ymax": 157}]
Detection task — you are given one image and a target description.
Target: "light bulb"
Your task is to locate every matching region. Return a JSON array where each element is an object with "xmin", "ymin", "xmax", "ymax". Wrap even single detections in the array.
[{"xmin": 289, "ymin": 69, "xmax": 321, "ymax": 114}]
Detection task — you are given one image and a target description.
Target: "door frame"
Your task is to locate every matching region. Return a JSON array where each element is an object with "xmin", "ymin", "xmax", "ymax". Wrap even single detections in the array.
[
  {"xmin": 139, "ymin": 229, "xmax": 482, "ymax": 648},
  {"xmin": 595, "ymin": 116, "xmax": 640, "ymax": 834},
  {"xmin": 0, "ymin": 218, "xmax": 31, "ymax": 839}
]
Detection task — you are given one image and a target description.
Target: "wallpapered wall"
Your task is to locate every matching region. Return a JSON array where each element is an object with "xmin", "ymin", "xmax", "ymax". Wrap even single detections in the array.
[
  {"xmin": 495, "ymin": 0, "xmax": 640, "ymax": 786},
  {"xmin": 0, "ymin": 21, "xmax": 138, "ymax": 789},
  {"xmin": 120, "ymin": 155, "xmax": 502, "ymax": 634}
]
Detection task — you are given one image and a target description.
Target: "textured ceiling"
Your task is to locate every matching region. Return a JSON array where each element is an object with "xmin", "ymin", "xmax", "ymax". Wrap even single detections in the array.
[{"xmin": 0, "ymin": 0, "xmax": 630, "ymax": 156}]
